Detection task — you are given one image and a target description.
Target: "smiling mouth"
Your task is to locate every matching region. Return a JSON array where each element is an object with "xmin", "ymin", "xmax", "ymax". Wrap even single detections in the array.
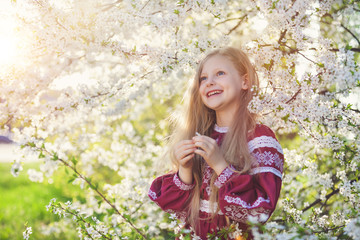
[{"xmin": 207, "ymin": 90, "xmax": 223, "ymax": 97}]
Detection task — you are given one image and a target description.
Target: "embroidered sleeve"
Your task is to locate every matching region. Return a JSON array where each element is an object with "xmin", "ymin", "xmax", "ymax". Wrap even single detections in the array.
[
  {"xmin": 173, "ymin": 173, "xmax": 195, "ymax": 191},
  {"xmin": 217, "ymin": 172, "xmax": 282, "ymax": 224},
  {"xmin": 148, "ymin": 172, "xmax": 194, "ymax": 216},
  {"xmin": 217, "ymin": 125, "xmax": 284, "ymax": 224},
  {"xmin": 248, "ymin": 125, "xmax": 284, "ymax": 179},
  {"xmin": 214, "ymin": 165, "xmax": 235, "ymax": 188}
]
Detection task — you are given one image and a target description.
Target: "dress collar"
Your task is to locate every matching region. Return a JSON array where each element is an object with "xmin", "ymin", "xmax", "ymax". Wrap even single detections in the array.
[{"xmin": 214, "ymin": 123, "xmax": 229, "ymax": 133}]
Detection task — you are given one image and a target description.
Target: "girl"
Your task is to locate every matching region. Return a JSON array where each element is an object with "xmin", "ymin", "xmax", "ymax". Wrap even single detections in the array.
[{"xmin": 148, "ymin": 47, "xmax": 284, "ymax": 239}]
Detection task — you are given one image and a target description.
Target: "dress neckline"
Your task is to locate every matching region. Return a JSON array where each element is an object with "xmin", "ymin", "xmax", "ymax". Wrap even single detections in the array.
[{"xmin": 214, "ymin": 124, "xmax": 228, "ymax": 133}]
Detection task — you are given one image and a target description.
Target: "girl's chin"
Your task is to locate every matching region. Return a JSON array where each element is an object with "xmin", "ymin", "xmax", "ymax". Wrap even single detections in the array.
[{"xmin": 204, "ymin": 103, "xmax": 222, "ymax": 111}]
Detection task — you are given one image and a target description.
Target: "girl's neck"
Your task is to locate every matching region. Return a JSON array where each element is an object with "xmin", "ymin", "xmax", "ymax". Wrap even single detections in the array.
[{"xmin": 215, "ymin": 110, "xmax": 234, "ymax": 127}]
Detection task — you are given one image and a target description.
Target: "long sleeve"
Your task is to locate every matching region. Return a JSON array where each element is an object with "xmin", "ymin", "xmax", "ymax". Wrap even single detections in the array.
[
  {"xmin": 148, "ymin": 172, "xmax": 195, "ymax": 221},
  {"xmin": 215, "ymin": 125, "xmax": 284, "ymax": 223}
]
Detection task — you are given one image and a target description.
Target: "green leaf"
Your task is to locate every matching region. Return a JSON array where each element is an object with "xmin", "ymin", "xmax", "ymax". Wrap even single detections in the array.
[
  {"xmin": 173, "ymin": 9, "xmax": 179, "ymax": 15},
  {"xmin": 71, "ymin": 157, "xmax": 78, "ymax": 166},
  {"xmin": 51, "ymin": 152, "xmax": 58, "ymax": 161},
  {"xmin": 317, "ymin": 62, "xmax": 324, "ymax": 68},
  {"xmin": 346, "ymin": 103, "xmax": 353, "ymax": 110},
  {"xmin": 67, "ymin": 177, "xmax": 75, "ymax": 184},
  {"xmin": 345, "ymin": 44, "xmax": 353, "ymax": 50},
  {"xmin": 38, "ymin": 151, "xmax": 45, "ymax": 159},
  {"xmin": 281, "ymin": 114, "xmax": 290, "ymax": 122}
]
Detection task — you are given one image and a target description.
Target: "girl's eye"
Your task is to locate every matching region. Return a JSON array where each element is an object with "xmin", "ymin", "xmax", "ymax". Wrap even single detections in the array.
[
  {"xmin": 200, "ymin": 76, "xmax": 207, "ymax": 82},
  {"xmin": 217, "ymin": 71, "xmax": 225, "ymax": 76}
]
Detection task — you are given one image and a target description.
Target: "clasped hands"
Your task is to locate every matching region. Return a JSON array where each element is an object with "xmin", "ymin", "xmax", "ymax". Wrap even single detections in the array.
[{"xmin": 174, "ymin": 135, "xmax": 229, "ymax": 183}]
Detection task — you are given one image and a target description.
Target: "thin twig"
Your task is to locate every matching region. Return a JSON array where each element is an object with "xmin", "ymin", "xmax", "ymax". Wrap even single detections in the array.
[
  {"xmin": 58, "ymin": 204, "xmax": 111, "ymax": 240},
  {"xmin": 215, "ymin": 17, "xmax": 247, "ymax": 26},
  {"xmin": 139, "ymin": 0, "xmax": 151, "ymax": 12},
  {"xmin": 330, "ymin": 48, "xmax": 360, "ymax": 53},
  {"xmin": 226, "ymin": 15, "xmax": 247, "ymax": 35},
  {"xmin": 312, "ymin": 225, "xmax": 345, "ymax": 234},
  {"xmin": 340, "ymin": 23, "xmax": 360, "ymax": 46},
  {"xmin": 40, "ymin": 148, "xmax": 148, "ymax": 239},
  {"xmin": 284, "ymin": 45, "xmax": 318, "ymax": 65},
  {"xmin": 302, "ymin": 179, "xmax": 358, "ymax": 212},
  {"xmin": 101, "ymin": 0, "xmax": 122, "ymax": 12},
  {"xmin": 302, "ymin": 188, "xmax": 339, "ymax": 212},
  {"xmin": 286, "ymin": 88, "xmax": 301, "ymax": 104}
]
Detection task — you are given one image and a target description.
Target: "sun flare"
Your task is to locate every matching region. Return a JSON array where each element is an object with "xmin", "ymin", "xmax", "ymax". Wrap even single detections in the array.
[
  {"xmin": 0, "ymin": 4, "xmax": 20, "ymax": 69},
  {"xmin": 0, "ymin": 35, "xmax": 18, "ymax": 66}
]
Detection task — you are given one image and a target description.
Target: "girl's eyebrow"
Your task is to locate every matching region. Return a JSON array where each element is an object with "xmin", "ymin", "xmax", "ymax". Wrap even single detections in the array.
[{"xmin": 209, "ymin": 68, "xmax": 225, "ymax": 73}]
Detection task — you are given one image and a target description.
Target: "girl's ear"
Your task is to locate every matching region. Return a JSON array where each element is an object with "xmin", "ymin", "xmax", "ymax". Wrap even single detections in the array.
[{"xmin": 241, "ymin": 74, "xmax": 249, "ymax": 90}]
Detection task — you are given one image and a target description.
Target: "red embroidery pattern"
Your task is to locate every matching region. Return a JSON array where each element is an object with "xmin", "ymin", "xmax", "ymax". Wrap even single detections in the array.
[
  {"xmin": 199, "ymin": 199, "xmax": 224, "ymax": 215},
  {"xmin": 148, "ymin": 189, "xmax": 157, "ymax": 200},
  {"xmin": 248, "ymin": 135, "xmax": 283, "ymax": 155},
  {"xmin": 251, "ymin": 166, "xmax": 282, "ymax": 179},
  {"xmin": 224, "ymin": 195, "xmax": 270, "ymax": 208},
  {"xmin": 214, "ymin": 167, "xmax": 235, "ymax": 188},
  {"xmin": 173, "ymin": 173, "xmax": 195, "ymax": 191},
  {"xmin": 223, "ymin": 205, "xmax": 271, "ymax": 223},
  {"xmin": 252, "ymin": 151, "xmax": 284, "ymax": 175}
]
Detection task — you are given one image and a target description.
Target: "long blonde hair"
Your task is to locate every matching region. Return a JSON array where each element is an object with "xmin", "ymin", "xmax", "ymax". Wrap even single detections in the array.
[{"xmin": 168, "ymin": 47, "xmax": 259, "ymax": 230}]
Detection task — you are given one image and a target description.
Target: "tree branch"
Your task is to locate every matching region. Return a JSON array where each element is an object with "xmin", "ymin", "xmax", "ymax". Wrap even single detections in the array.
[
  {"xmin": 38, "ymin": 147, "xmax": 148, "ymax": 239},
  {"xmin": 101, "ymin": 0, "xmax": 122, "ymax": 12},
  {"xmin": 302, "ymin": 188, "xmax": 339, "ymax": 212},
  {"xmin": 284, "ymin": 45, "xmax": 318, "ymax": 65},
  {"xmin": 286, "ymin": 88, "xmax": 301, "ymax": 104},
  {"xmin": 302, "ymin": 179, "xmax": 358, "ymax": 213},
  {"xmin": 330, "ymin": 48, "xmax": 360, "ymax": 53},
  {"xmin": 312, "ymin": 225, "xmax": 346, "ymax": 234},
  {"xmin": 340, "ymin": 23, "xmax": 360, "ymax": 46},
  {"xmin": 226, "ymin": 15, "xmax": 247, "ymax": 35},
  {"xmin": 321, "ymin": 12, "xmax": 360, "ymax": 46},
  {"xmin": 139, "ymin": 0, "xmax": 151, "ymax": 12},
  {"xmin": 57, "ymin": 204, "xmax": 111, "ymax": 240},
  {"xmin": 215, "ymin": 16, "xmax": 247, "ymax": 26}
]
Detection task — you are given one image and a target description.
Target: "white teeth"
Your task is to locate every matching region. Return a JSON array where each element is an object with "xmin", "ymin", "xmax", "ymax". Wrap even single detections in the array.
[{"xmin": 207, "ymin": 90, "xmax": 222, "ymax": 97}]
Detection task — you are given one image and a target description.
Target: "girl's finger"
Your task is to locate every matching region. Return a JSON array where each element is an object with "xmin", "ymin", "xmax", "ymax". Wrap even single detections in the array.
[
  {"xmin": 194, "ymin": 141, "xmax": 210, "ymax": 152},
  {"xmin": 177, "ymin": 148, "xmax": 196, "ymax": 160},
  {"xmin": 194, "ymin": 149, "xmax": 206, "ymax": 158},
  {"xmin": 175, "ymin": 143, "xmax": 195, "ymax": 153},
  {"xmin": 177, "ymin": 139, "xmax": 195, "ymax": 146},
  {"xmin": 176, "ymin": 141, "xmax": 195, "ymax": 150},
  {"xmin": 192, "ymin": 136, "xmax": 216, "ymax": 147},
  {"xmin": 179, "ymin": 154, "xmax": 194, "ymax": 165}
]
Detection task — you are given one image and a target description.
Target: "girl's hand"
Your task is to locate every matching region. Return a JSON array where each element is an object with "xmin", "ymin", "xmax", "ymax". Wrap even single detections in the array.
[
  {"xmin": 192, "ymin": 135, "xmax": 229, "ymax": 175},
  {"xmin": 174, "ymin": 140, "xmax": 196, "ymax": 184},
  {"xmin": 174, "ymin": 140, "xmax": 196, "ymax": 168}
]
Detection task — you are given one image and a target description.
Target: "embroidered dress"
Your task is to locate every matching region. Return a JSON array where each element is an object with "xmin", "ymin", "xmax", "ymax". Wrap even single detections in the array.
[{"xmin": 148, "ymin": 124, "xmax": 284, "ymax": 239}]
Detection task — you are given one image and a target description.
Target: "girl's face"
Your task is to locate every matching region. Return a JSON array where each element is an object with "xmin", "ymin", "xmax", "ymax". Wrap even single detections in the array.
[{"xmin": 199, "ymin": 54, "xmax": 248, "ymax": 114}]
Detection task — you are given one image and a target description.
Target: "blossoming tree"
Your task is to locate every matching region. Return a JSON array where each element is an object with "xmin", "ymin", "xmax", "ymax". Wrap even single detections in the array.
[{"xmin": 1, "ymin": 0, "xmax": 359, "ymax": 239}]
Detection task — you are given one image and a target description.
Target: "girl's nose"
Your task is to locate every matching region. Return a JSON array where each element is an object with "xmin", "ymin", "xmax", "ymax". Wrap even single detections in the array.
[{"xmin": 206, "ymin": 76, "xmax": 215, "ymax": 86}]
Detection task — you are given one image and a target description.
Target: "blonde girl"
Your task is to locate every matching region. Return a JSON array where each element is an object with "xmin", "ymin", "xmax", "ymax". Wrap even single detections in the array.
[{"xmin": 148, "ymin": 47, "xmax": 284, "ymax": 239}]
